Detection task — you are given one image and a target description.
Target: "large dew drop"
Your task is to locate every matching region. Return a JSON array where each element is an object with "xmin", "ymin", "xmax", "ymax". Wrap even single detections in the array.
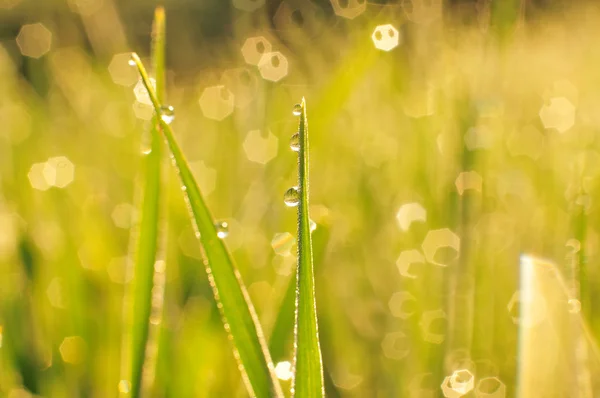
[
  {"xmin": 128, "ymin": 54, "xmax": 136, "ymax": 66},
  {"xmin": 215, "ymin": 221, "xmax": 229, "ymax": 239},
  {"xmin": 283, "ymin": 187, "xmax": 300, "ymax": 207},
  {"xmin": 292, "ymin": 103, "xmax": 302, "ymax": 116},
  {"xmin": 160, "ymin": 105, "xmax": 175, "ymax": 124},
  {"xmin": 290, "ymin": 133, "xmax": 300, "ymax": 152}
]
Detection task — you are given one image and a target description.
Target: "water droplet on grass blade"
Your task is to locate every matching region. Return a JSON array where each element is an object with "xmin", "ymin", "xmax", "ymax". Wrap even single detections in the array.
[
  {"xmin": 215, "ymin": 221, "xmax": 229, "ymax": 239},
  {"xmin": 128, "ymin": 54, "xmax": 135, "ymax": 66},
  {"xmin": 292, "ymin": 103, "xmax": 302, "ymax": 116},
  {"xmin": 284, "ymin": 187, "xmax": 300, "ymax": 207},
  {"xmin": 160, "ymin": 105, "xmax": 175, "ymax": 124},
  {"xmin": 290, "ymin": 133, "xmax": 300, "ymax": 152}
]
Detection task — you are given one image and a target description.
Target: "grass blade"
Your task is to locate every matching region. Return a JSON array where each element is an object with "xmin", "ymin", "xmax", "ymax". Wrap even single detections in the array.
[
  {"xmin": 129, "ymin": 53, "xmax": 284, "ymax": 398},
  {"xmin": 128, "ymin": 7, "xmax": 166, "ymax": 398},
  {"xmin": 292, "ymin": 99, "xmax": 324, "ymax": 397}
]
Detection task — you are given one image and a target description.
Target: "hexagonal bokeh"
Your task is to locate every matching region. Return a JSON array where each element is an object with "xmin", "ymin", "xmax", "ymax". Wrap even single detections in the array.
[
  {"xmin": 507, "ymin": 124, "xmax": 544, "ymax": 160},
  {"xmin": 388, "ymin": 291, "xmax": 417, "ymax": 319},
  {"xmin": 108, "ymin": 52, "xmax": 139, "ymax": 87},
  {"xmin": 16, "ymin": 23, "xmax": 52, "ymax": 59},
  {"xmin": 475, "ymin": 377, "xmax": 506, "ymax": 397},
  {"xmin": 371, "ymin": 24, "xmax": 400, "ymax": 52},
  {"xmin": 134, "ymin": 78, "xmax": 156, "ymax": 106},
  {"xmin": 441, "ymin": 376, "xmax": 462, "ymax": 398},
  {"xmin": 189, "ymin": 161, "xmax": 216, "ymax": 196},
  {"xmin": 132, "ymin": 101, "xmax": 154, "ymax": 121},
  {"xmin": 381, "ymin": 331, "xmax": 410, "ymax": 360},
  {"xmin": 241, "ymin": 36, "xmax": 272, "ymax": 66},
  {"xmin": 271, "ymin": 232, "xmax": 296, "ymax": 257},
  {"xmin": 233, "ymin": 0, "xmax": 264, "ymax": 12},
  {"xmin": 43, "ymin": 156, "xmax": 75, "ymax": 188},
  {"xmin": 330, "ymin": 0, "xmax": 366, "ymax": 20},
  {"xmin": 243, "ymin": 129, "xmax": 278, "ymax": 164},
  {"xmin": 396, "ymin": 249, "xmax": 425, "ymax": 279},
  {"xmin": 28, "ymin": 162, "xmax": 51, "ymax": 191},
  {"xmin": 449, "ymin": 369, "xmax": 474, "ymax": 395},
  {"xmin": 464, "ymin": 126, "xmax": 494, "ymax": 150},
  {"xmin": 258, "ymin": 51, "xmax": 289, "ymax": 82},
  {"xmin": 421, "ymin": 228, "xmax": 460, "ymax": 267},
  {"xmin": 507, "ymin": 290, "xmax": 547, "ymax": 327},
  {"xmin": 199, "ymin": 85, "xmax": 235, "ymax": 121},
  {"xmin": 59, "ymin": 336, "xmax": 86, "ymax": 364},
  {"xmin": 419, "ymin": 309, "xmax": 446, "ymax": 344},
  {"xmin": 396, "ymin": 202, "xmax": 427, "ymax": 232},
  {"xmin": 455, "ymin": 171, "xmax": 483, "ymax": 195},
  {"xmin": 221, "ymin": 67, "xmax": 258, "ymax": 109},
  {"xmin": 539, "ymin": 97, "xmax": 576, "ymax": 133},
  {"xmin": 111, "ymin": 203, "xmax": 136, "ymax": 229},
  {"xmin": 475, "ymin": 377, "xmax": 506, "ymax": 398}
]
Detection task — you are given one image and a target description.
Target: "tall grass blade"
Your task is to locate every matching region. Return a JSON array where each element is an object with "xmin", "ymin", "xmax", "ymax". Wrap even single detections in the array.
[
  {"xmin": 128, "ymin": 7, "xmax": 166, "ymax": 398},
  {"xmin": 130, "ymin": 53, "xmax": 284, "ymax": 398},
  {"xmin": 292, "ymin": 99, "xmax": 324, "ymax": 397}
]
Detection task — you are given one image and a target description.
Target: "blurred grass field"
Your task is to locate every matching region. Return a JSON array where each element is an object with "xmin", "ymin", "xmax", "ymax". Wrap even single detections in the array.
[{"xmin": 3, "ymin": 0, "xmax": 600, "ymax": 397}]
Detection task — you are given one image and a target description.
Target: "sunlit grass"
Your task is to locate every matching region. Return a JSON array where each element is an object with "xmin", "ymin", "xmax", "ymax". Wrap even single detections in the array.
[{"xmin": 3, "ymin": 2, "xmax": 600, "ymax": 397}]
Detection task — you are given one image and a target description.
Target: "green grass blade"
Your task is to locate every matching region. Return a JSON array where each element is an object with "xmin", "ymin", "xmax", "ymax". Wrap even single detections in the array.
[
  {"xmin": 128, "ymin": 7, "xmax": 165, "ymax": 398},
  {"xmin": 130, "ymin": 53, "xmax": 284, "ymax": 398},
  {"xmin": 292, "ymin": 98, "xmax": 324, "ymax": 398}
]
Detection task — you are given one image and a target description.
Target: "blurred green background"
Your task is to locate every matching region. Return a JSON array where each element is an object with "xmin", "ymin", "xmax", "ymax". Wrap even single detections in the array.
[{"xmin": 2, "ymin": 0, "xmax": 600, "ymax": 396}]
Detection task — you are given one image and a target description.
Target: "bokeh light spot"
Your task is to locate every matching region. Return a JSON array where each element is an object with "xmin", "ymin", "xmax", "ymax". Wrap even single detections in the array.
[
  {"xmin": 271, "ymin": 232, "xmax": 296, "ymax": 257},
  {"xmin": 28, "ymin": 162, "xmax": 51, "ymax": 191},
  {"xmin": 134, "ymin": 78, "xmax": 156, "ymax": 106},
  {"xmin": 371, "ymin": 24, "xmax": 400, "ymax": 52},
  {"xmin": 419, "ymin": 309, "xmax": 446, "ymax": 344},
  {"xmin": 243, "ymin": 129, "xmax": 278, "ymax": 164},
  {"xmin": 539, "ymin": 97, "xmax": 576, "ymax": 133},
  {"xmin": 59, "ymin": 336, "xmax": 86, "ymax": 364},
  {"xmin": 43, "ymin": 156, "xmax": 75, "ymax": 188},
  {"xmin": 381, "ymin": 331, "xmax": 410, "ymax": 360},
  {"xmin": 275, "ymin": 361, "xmax": 293, "ymax": 381},
  {"xmin": 111, "ymin": 203, "xmax": 136, "ymax": 229},
  {"xmin": 108, "ymin": 52, "xmax": 139, "ymax": 87},
  {"xmin": 16, "ymin": 23, "xmax": 52, "ymax": 59},
  {"xmin": 388, "ymin": 291, "xmax": 417, "ymax": 319},
  {"xmin": 396, "ymin": 202, "xmax": 427, "ymax": 232},
  {"xmin": 241, "ymin": 36, "xmax": 272, "ymax": 66},
  {"xmin": 396, "ymin": 249, "xmax": 425, "ymax": 279},
  {"xmin": 199, "ymin": 85, "xmax": 235, "ymax": 121},
  {"xmin": 258, "ymin": 51, "xmax": 289, "ymax": 82},
  {"xmin": 455, "ymin": 171, "xmax": 483, "ymax": 195},
  {"xmin": 422, "ymin": 228, "xmax": 460, "ymax": 267},
  {"xmin": 475, "ymin": 377, "xmax": 506, "ymax": 397}
]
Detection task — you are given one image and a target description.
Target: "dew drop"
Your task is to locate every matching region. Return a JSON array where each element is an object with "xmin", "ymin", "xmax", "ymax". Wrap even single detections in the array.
[
  {"xmin": 128, "ymin": 55, "xmax": 136, "ymax": 66},
  {"xmin": 309, "ymin": 219, "xmax": 317, "ymax": 232},
  {"xmin": 160, "ymin": 105, "xmax": 175, "ymax": 124},
  {"xmin": 284, "ymin": 187, "xmax": 300, "ymax": 207},
  {"xmin": 290, "ymin": 133, "xmax": 300, "ymax": 152},
  {"xmin": 215, "ymin": 221, "xmax": 229, "ymax": 239},
  {"xmin": 292, "ymin": 103, "xmax": 302, "ymax": 116}
]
